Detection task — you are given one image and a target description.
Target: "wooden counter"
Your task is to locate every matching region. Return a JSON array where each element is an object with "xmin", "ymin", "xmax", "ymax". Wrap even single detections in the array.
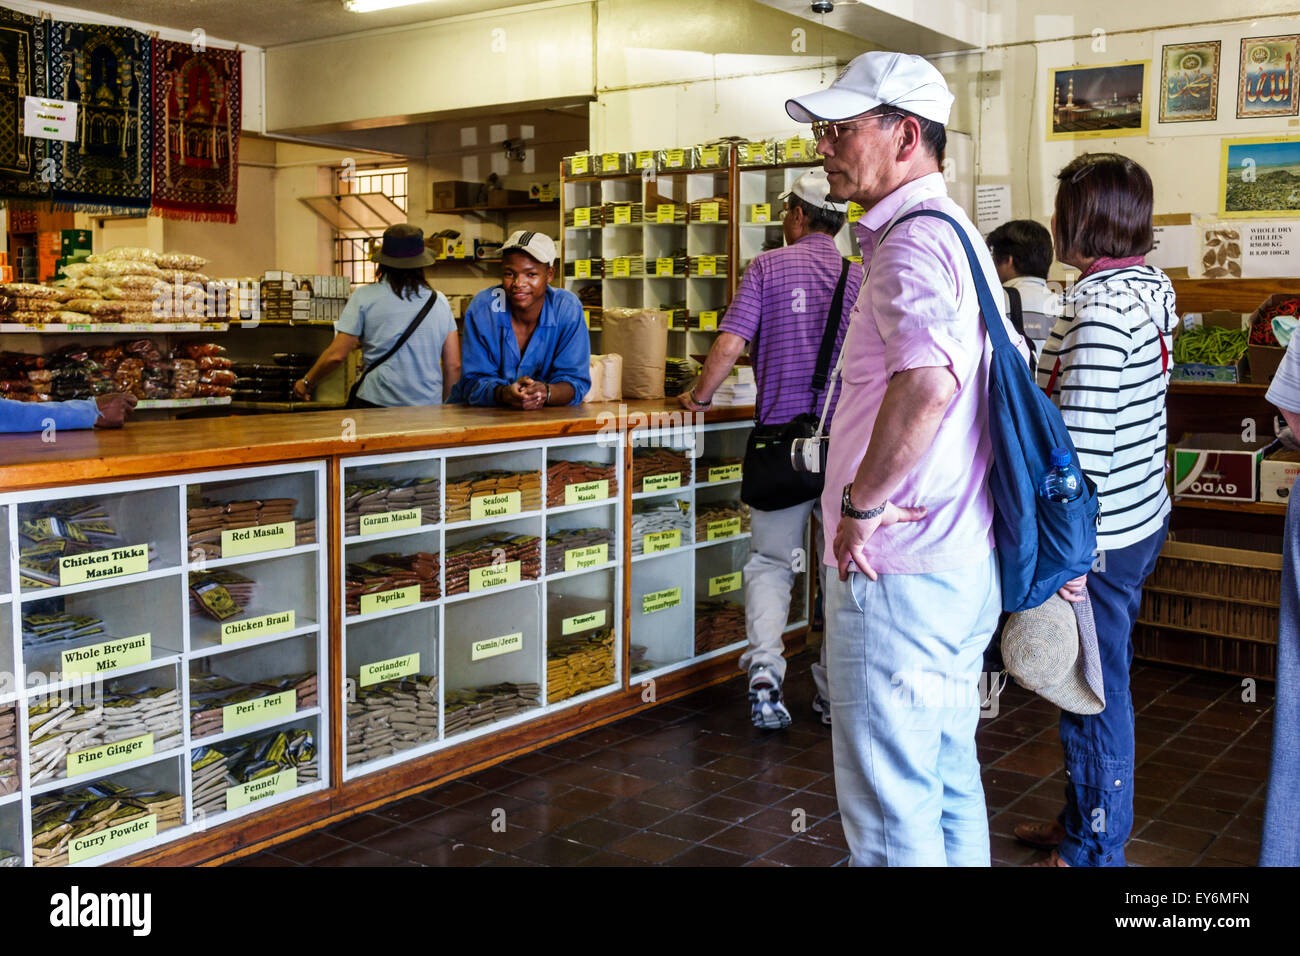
[{"xmin": 0, "ymin": 399, "xmax": 754, "ymax": 491}]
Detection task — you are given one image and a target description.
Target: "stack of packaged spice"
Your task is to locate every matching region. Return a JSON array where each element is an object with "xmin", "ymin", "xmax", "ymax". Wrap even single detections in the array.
[
  {"xmin": 27, "ymin": 685, "xmax": 182, "ymax": 786},
  {"xmin": 444, "ymin": 682, "xmax": 541, "ymax": 736},
  {"xmin": 0, "ymin": 706, "xmax": 17, "ymax": 797},
  {"xmin": 545, "ymin": 528, "xmax": 613, "ymax": 574},
  {"xmin": 345, "ymin": 551, "xmax": 440, "ymax": 613},
  {"xmin": 632, "ymin": 447, "xmax": 692, "ymax": 490},
  {"xmin": 546, "ymin": 627, "xmax": 616, "ymax": 703},
  {"xmin": 31, "ymin": 782, "xmax": 183, "ymax": 867},
  {"xmin": 445, "ymin": 470, "xmax": 541, "ymax": 523},
  {"xmin": 695, "ymin": 501, "xmax": 751, "ymax": 541},
  {"xmin": 345, "ymin": 675, "xmax": 438, "ymax": 765},
  {"xmin": 694, "ymin": 599, "xmax": 747, "ymax": 655},
  {"xmin": 0, "ymin": 339, "xmax": 232, "ymax": 403},
  {"xmin": 187, "ymin": 497, "xmax": 314, "ymax": 560},
  {"xmin": 344, "ymin": 477, "xmax": 441, "ymax": 534},
  {"xmin": 189, "ymin": 672, "xmax": 317, "ymax": 739},
  {"xmin": 188, "ymin": 569, "xmax": 257, "ymax": 621},
  {"xmin": 16, "ymin": 502, "xmax": 157, "ymax": 589},
  {"xmin": 630, "ymin": 500, "xmax": 691, "ymax": 555},
  {"xmin": 545, "ymin": 459, "xmax": 617, "ymax": 506},
  {"xmin": 190, "ymin": 727, "xmax": 318, "ymax": 816},
  {"xmin": 444, "ymin": 532, "xmax": 540, "ymax": 595}
]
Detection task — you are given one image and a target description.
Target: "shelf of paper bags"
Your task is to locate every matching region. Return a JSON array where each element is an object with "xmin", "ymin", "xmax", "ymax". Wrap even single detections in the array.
[
  {"xmin": 29, "ymin": 734, "xmax": 186, "ymax": 798},
  {"xmin": 0, "ymin": 322, "xmax": 230, "ymax": 334}
]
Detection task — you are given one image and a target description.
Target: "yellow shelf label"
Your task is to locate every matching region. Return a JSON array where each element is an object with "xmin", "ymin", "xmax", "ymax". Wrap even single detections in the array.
[
  {"xmin": 221, "ymin": 520, "xmax": 295, "ymax": 558},
  {"xmin": 583, "ymin": 309, "xmax": 593, "ymax": 328},
  {"xmin": 636, "ymin": 150, "xmax": 655, "ymax": 169},
  {"xmin": 655, "ymin": 204, "xmax": 677, "ymax": 223},
  {"xmin": 847, "ymin": 202, "xmax": 864, "ymax": 223},
  {"xmin": 699, "ymin": 201, "xmax": 719, "ymax": 222},
  {"xmin": 571, "ymin": 155, "xmax": 589, "ymax": 175},
  {"xmin": 643, "ymin": 529, "xmax": 681, "ymax": 553},
  {"xmin": 602, "ymin": 152, "xmax": 621, "ymax": 172},
  {"xmin": 784, "ymin": 137, "xmax": 807, "ymax": 160},
  {"xmin": 359, "ymin": 584, "xmax": 420, "ymax": 616},
  {"xmin": 665, "ymin": 148, "xmax": 685, "ymax": 167},
  {"xmin": 221, "ymin": 609, "xmax": 295, "ymax": 644},
  {"xmin": 562, "ymin": 608, "xmax": 608, "ymax": 635},
  {"xmin": 701, "ymin": 145, "xmax": 722, "ymax": 166},
  {"xmin": 222, "ymin": 690, "xmax": 296, "ymax": 735},
  {"xmin": 226, "ymin": 768, "xmax": 298, "ymax": 811},
  {"xmin": 565, "ymin": 543, "xmax": 608, "ymax": 572},
  {"xmin": 469, "ymin": 560, "xmax": 521, "ymax": 592},
  {"xmin": 642, "ymin": 586, "xmax": 682, "ymax": 614},
  {"xmin": 745, "ymin": 141, "xmax": 767, "ymax": 162},
  {"xmin": 539, "ymin": 184, "xmax": 555, "ymax": 202},
  {"xmin": 471, "ymin": 631, "xmax": 524, "ymax": 661},
  {"xmin": 360, "ymin": 652, "xmax": 420, "ymax": 688},
  {"xmin": 696, "ymin": 255, "xmax": 717, "ymax": 277},
  {"xmin": 359, "ymin": 508, "xmax": 420, "ymax": 535},
  {"xmin": 574, "ymin": 259, "xmax": 592, "ymax": 279},
  {"xmin": 707, "ymin": 463, "xmax": 742, "ymax": 482},
  {"xmin": 709, "ymin": 571, "xmax": 743, "ymax": 596},
  {"xmin": 574, "ymin": 206, "xmax": 591, "ymax": 227},
  {"xmin": 60, "ymin": 632, "xmax": 150, "ymax": 678},
  {"xmin": 656, "ymin": 257, "xmax": 675, "ymax": 277},
  {"xmin": 565, "ymin": 479, "xmax": 609, "ymax": 505},
  {"xmin": 68, "ymin": 733, "xmax": 153, "ymax": 779},
  {"xmin": 470, "ymin": 490, "xmax": 521, "ymax": 521},
  {"xmin": 68, "ymin": 814, "xmax": 157, "ymax": 864},
  {"xmin": 612, "ymin": 257, "xmax": 630, "ymax": 278},
  {"xmin": 642, "ymin": 472, "xmax": 681, "ymax": 492},
  {"xmin": 698, "ymin": 310, "xmax": 718, "ymax": 330},
  {"xmin": 752, "ymin": 203, "xmax": 771, "ymax": 223},
  {"xmin": 58, "ymin": 543, "xmax": 148, "ymax": 587},
  {"xmin": 707, "ymin": 517, "xmax": 742, "ymax": 540},
  {"xmin": 613, "ymin": 206, "xmax": 631, "ymax": 225}
]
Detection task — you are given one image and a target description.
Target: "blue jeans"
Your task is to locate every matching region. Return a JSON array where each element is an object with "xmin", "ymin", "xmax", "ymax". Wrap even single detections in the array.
[
  {"xmin": 824, "ymin": 552, "xmax": 1001, "ymax": 866},
  {"xmin": 1261, "ymin": 489, "xmax": 1300, "ymax": 865},
  {"xmin": 1057, "ymin": 517, "xmax": 1168, "ymax": 867}
]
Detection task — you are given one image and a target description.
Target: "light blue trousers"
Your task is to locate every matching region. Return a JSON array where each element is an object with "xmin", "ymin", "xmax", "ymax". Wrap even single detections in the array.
[{"xmin": 824, "ymin": 552, "xmax": 1001, "ymax": 866}]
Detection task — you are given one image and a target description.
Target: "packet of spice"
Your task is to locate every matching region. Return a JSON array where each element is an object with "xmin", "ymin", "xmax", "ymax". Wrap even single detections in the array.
[{"xmin": 189, "ymin": 573, "xmax": 242, "ymax": 621}]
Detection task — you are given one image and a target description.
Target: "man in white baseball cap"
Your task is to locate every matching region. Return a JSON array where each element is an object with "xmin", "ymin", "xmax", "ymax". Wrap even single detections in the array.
[
  {"xmin": 453, "ymin": 228, "xmax": 591, "ymax": 408},
  {"xmin": 789, "ymin": 51, "xmax": 1030, "ymax": 867},
  {"xmin": 679, "ymin": 166, "xmax": 862, "ymax": 732}
]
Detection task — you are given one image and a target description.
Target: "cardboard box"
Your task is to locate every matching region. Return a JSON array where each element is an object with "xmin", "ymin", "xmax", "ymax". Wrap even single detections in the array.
[
  {"xmin": 486, "ymin": 188, "xmax": 531, "ymax": 208},
  {"xmin": 1172, "ymin": 433, "xmax": 1269, "ymax": 502},
  {"xmin": 1171, "ymin": 362, "xmax": 1242, "ymax": 383},
  {"xmin": 431, "ymin": 180, "xmax": 485, "ymax": 210},
  {"xmin": 1261, "ymin": 452, "xmax": 1300, "ymax": 502},
  {"xmin": 1247, "ymin": 293, "xmax": 1297, "ymax": 385}
]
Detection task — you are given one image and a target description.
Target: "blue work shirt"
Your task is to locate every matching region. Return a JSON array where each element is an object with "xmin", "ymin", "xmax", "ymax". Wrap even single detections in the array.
[
  {"xmin": 456, "ymin": 285, "xmax": 591, "ymax": 406},
  {"xmin": 0, "ymin": 397, "xmax": 97, "ymax": 433}
]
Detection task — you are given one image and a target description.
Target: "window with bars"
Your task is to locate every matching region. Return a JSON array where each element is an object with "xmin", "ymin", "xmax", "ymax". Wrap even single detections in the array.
[{"xmin": 332, "ymin": 165, "xmax": 408, "ymax": 285}]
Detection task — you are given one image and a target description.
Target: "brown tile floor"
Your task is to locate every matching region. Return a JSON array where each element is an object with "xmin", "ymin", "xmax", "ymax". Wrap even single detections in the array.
[{"xmin": 231, "ymin": 649, "xmax": 1273, "ymax": 867}]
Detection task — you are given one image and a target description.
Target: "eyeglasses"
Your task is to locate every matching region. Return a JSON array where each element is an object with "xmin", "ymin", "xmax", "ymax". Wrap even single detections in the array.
[{"xmin": 810, "ymin": 113, "xmax": 902, "ymax": 141}]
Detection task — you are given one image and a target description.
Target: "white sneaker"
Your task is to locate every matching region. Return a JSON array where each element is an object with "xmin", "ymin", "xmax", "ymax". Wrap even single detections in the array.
[
  {"xmin": 812, "ymin": 693, "xmax": 831, "ymax": 726},
  {"xmin": 749, "ymin": 666, "xmax": 792, "ymax": 730}
]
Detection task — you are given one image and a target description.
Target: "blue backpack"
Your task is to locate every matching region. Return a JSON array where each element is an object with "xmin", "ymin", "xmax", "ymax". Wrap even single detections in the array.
[{"xmin": 893, "ymin": 209, "xmax": 1099, "ymax": 612}]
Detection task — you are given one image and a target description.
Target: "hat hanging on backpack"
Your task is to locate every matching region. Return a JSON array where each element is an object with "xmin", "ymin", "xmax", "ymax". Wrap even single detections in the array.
[{"xmin": 1001, "ymin": 588, "xmax": 1105, "ymax": 715}]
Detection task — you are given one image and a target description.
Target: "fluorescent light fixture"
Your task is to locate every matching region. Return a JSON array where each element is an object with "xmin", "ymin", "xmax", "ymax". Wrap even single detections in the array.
[{"xmin": 343, "ymin": 0, "xmax": 439, "ymax": 13}]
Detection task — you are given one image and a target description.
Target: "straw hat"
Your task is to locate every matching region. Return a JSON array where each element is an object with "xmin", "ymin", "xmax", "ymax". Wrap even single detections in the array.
[{"xmin": 1002, "ymin": 589, "xmax": 1105, "ymax": 715}]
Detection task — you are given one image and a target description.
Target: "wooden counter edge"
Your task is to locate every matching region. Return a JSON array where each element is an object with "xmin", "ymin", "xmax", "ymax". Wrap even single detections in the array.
[{"xmin": 0, "ymin": 401, "xmax": 755, "ymax": 492}]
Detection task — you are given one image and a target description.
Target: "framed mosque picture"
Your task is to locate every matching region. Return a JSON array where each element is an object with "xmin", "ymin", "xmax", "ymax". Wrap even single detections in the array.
[
  {"xmin": 1159, "ymin": 41, "xmax": 1220, "ymax": 123},
  {"xmin": 1047, "ymin": 61, "xmax": 1150, "ymax": 140},
  {"xmin": 1237, "ymin": 35, "xmax": 1300, "ymax": 119}
]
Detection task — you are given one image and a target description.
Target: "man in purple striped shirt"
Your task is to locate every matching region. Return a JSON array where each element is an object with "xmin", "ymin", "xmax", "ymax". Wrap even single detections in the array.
[{"xmin": 679, "ymin": 170, "xmax": 861, "ymax": 730}]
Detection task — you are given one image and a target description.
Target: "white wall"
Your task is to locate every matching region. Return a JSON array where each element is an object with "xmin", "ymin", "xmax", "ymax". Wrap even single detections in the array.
[{"xmin": 939, "ymin": 5, "xmax": 1300, "ymax": 272}]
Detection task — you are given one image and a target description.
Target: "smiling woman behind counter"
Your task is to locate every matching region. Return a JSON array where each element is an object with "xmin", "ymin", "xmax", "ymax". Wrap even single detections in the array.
[{"xmin": 450, "ymin": 230, "xmax": 591, "ymax": 410}]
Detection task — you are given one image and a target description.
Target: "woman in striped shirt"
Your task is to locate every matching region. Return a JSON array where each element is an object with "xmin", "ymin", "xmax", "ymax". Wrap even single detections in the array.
[{"xmin": 1016, "ymin": 153, "xmax": 1177, "ymax": 867}]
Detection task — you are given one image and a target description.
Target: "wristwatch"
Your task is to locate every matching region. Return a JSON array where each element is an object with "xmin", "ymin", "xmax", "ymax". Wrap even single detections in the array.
[{"xmin": 841, "ymin": 484, "xmax": 887, "ymax": 520}]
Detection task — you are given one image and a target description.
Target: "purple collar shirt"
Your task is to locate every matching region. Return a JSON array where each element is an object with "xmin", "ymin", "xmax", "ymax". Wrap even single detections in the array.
[{"xmin": 719, "ymin": 232, "xmax": 862, "ymax": 427}]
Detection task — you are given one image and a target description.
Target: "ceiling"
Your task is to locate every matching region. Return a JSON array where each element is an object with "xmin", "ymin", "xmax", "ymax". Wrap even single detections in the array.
[{"xmin": 45, "ymin": 0, "xmax": 559, "ymax": 48}]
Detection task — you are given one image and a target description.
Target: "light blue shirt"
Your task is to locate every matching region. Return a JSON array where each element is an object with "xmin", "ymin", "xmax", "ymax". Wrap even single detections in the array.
[
  {"xmin": 1268, "ymin": 334, "xmax": 1300, "ymax": 413},
  {"xmin": 336, "ymin": 281, "xmax": 456, "ymax": 407},
  {"xmin": 1, "ymin": 397, "xmax": 98, "ymax": 433}
]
